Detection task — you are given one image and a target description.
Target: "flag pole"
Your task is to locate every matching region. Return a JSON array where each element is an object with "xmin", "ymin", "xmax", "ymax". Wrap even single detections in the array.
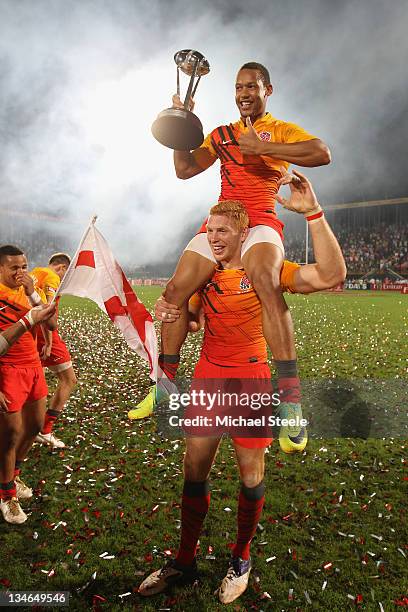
[{"xmin": 53, "ymin": 215, "xmax": 98, "ymax": 302}]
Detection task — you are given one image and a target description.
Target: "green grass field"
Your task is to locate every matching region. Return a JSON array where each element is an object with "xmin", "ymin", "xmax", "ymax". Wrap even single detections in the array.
[{"xmin": 0, "ymin": 289, "xmax": 407, "ymax": 611}]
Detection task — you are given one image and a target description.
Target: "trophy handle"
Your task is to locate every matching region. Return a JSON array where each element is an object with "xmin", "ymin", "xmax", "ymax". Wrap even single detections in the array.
[
  {"xmin": 183, "ymin": 57, "xmax": 200, "ymax": 109},
  {"xmin": 176, "ymin": 66, "xmax": 180, "ymax": 97},
  {"xmin": 191, "ymin": 76, "xmax": 201, "ymax": 100}
]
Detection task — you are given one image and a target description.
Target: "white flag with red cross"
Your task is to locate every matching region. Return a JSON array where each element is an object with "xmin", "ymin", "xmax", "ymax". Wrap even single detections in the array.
[{"xmin": 55, "ymin": 217, "xmax": 158, "ymax": 381}]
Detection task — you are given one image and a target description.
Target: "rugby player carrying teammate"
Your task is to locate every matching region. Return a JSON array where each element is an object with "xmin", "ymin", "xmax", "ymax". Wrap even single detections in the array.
[
  {"xmin": 31, "ymin": 254, "xmax": 76, "ymax": 449},
  {"xmin": 0, "ymin": 245, "xmax": 57, "ymax": 524},
  {"xmin": 137, "ymin": 172, "xmax": 345, "ymax": 603},
  {"xmin": 135, "ymin": 62, "xmax": 331, "ymax": 452}
]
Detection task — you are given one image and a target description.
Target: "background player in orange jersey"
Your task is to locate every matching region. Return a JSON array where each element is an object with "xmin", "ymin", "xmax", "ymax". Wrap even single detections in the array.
[
  {"xmin": 0, "ymin": 245, "xmax": 57, "ymax": 524},
  {"xmin": 138, "ymin": 171, "xmax": 346, "ymax": 604},
  {"xmin": 31, "ymin": 254, "xmax": 76, "ymax": 449},
  {"xmin": 139, "ymin": 62, "xmax": 331, "ymax": 452}
]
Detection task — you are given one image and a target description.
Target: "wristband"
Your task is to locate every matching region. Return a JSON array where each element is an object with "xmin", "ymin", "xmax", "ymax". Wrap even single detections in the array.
[
  {"xmin": 305, "ymin": 209, "xmax": 324, "ymax": 222},
  {"xmin": 29, "ymin": 291, "xmax": 42, "ymax": 306},
  {"xmin": 19, "ymin": 310, "xmax": 35, "ymax": 331}
]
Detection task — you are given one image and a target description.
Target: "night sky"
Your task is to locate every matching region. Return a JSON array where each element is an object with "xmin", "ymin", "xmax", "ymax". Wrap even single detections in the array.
[{"xmin": 0, "ymin": 0, "xmax": 407, "ymax": 264}]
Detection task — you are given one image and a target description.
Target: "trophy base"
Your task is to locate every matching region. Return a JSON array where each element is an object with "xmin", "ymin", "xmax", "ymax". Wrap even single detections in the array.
[{"xmin": 151, "ymin": 108, "xmax": 204, "ymax": 151}]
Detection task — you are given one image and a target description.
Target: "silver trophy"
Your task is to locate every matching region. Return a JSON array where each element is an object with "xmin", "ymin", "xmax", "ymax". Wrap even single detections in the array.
[{"xmin": 151, "ymin": 49, "xmax": 210, "ymax": 151}]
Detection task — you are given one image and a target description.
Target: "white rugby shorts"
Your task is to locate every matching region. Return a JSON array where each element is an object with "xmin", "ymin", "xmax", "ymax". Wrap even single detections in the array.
[{"xmin": 184, "ymin": 226, "xmax": 284, "ymax": 262}]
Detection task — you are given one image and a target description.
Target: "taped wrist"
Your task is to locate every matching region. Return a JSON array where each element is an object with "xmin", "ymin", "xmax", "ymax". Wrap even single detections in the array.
[
  {"xmin": 28, "ymin": 291, "xmax": 42, "ymax": 306},
  {"xmin": 18, "ymin": 310, "xmax": 35, "ymax": 331}
]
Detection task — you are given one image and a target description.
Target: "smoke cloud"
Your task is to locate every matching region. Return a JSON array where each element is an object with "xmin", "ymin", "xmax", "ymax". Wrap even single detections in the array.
[{"xmin": 0, "ymin": 0, "xmax": 407, "ymax": 266}]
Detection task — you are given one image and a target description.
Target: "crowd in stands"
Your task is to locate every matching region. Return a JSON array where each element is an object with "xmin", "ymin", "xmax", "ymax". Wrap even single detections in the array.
[
  {"xmin": 284, "ymin": 222, "xmax": 407, "ymax": 274},
  {"xmin": 1, "ymin": 221, "xmax": 407, "ymax": 277}
]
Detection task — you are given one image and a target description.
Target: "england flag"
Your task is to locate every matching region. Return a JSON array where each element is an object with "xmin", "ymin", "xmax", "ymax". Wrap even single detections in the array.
[{"xmin": 55, "ymin": 217, "xmax": 158, "ymax": 381}]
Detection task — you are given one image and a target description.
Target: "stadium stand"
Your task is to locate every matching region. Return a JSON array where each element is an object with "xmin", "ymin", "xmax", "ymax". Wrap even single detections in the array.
[{"xmin": 1, "ymin": 199, "xmax": 407, "ymax": 280}]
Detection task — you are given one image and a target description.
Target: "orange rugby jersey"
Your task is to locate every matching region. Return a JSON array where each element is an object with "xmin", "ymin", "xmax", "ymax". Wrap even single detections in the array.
[
  {"xmin": 0, "ymin": 284, "xmax": 41, "ymax": 367},
  {"xmin": 193, "ymin": 113, "xmax": 316, "ymax": 235},
  {"xmin": 192, "ymin": 260, "xmax": 300, "ymax": 367},
  {"xmin": 30, "ymin": 267, "xmax": 60, "ymax": 301}
]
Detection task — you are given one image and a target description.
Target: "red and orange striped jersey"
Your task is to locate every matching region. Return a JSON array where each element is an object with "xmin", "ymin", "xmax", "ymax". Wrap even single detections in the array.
[
  {"xmin": 0, "ymin": 284, "xmax": 41, "ymax": 367},
  {"xmin": 190, "ymin": 260, "xmax": 300, "ymax": 367},
  {"xmin": 193, "ymin": 113, "xmax": 316, "ymax": 235}
]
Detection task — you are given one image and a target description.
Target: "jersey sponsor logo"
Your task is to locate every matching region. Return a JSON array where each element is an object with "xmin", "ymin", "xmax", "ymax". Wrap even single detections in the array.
[
  {"xmin": 239, "ymin": 275, "xmax": 251, "ymax": 291},
  {"xmin": 259, "ymin": 131, "xmax": 271, "ymax": 142}
]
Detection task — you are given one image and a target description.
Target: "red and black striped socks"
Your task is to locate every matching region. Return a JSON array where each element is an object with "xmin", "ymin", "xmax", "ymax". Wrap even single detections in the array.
[
  {"xmin": 274, "ymin": 359, "xmax": 301, "ymax": 405},
  {"xmin": 159, "ymin": 353, "xmax": 180, "ymax": 380},
  {"xmin": 232, "ymin": 480, "xmax": 265, "ymax": 560},
  {"xmin": 42, "ymin": 409, "xmax": 60, "ymax": 435},
  {"xmin": 176, "ymin": 479, "xmax": 210, "ymax": 567},
  {"xmin": 0, "ymin": 481, "xmax": 16, "ymax": 501}
]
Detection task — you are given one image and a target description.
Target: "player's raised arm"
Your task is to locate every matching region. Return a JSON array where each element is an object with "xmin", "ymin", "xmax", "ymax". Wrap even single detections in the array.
[
  {"xmin": 276, "ymin": 169, "xmax": 346, "ymax": 293},
  {"xmin": 172, "ymin": 94, "xmax": 216, "ymax": 179}
]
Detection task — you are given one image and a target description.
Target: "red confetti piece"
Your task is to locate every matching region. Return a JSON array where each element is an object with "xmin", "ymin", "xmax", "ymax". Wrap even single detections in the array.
[
  {"xmin": 144, "ymin": 553, "xmax": 153, "ymax": 562},
  {"xmin": 0, "ymin": 578, "xmax": 11, "ymax": 587},
  {"xmin": 356, "ymin": 594, "xmax": 363, "ymax": 604},
  {"xmin": 323, "ymin": 562, "xmax": 333, "ymax": 570},
  {"xmin": 395, "ymin": 597, "xmax": 408, "ymax": 606}
]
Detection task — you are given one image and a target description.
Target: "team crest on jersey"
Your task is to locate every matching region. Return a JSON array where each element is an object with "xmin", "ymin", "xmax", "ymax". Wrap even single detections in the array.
[
  {"xmin": 259, "ymin": 131, "xmax": 271, "ymax": 142},
  {"xmin": 240, "ymin": 274, "xmax": 251, "ymax": 291}
]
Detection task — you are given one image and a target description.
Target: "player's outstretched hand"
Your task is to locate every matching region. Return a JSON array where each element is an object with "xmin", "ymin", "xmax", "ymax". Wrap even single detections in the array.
[
  {"xmin": 172, "ymin": 93, "xmax": 195, "ymax": 112},
  {"xmin": 30, "ymin": 303, "xmax": 57, "ymax": 325},
  {"xmin": 276, "ymin": 167, "xmax": 321, "ymax": 215},
  {"xmin": 238, "ymin": 117, "xmax": 263, "ymax": 155},
  {"xmin": 155, "ymin": 296, "xmax": 180, "ymax": 323}
]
